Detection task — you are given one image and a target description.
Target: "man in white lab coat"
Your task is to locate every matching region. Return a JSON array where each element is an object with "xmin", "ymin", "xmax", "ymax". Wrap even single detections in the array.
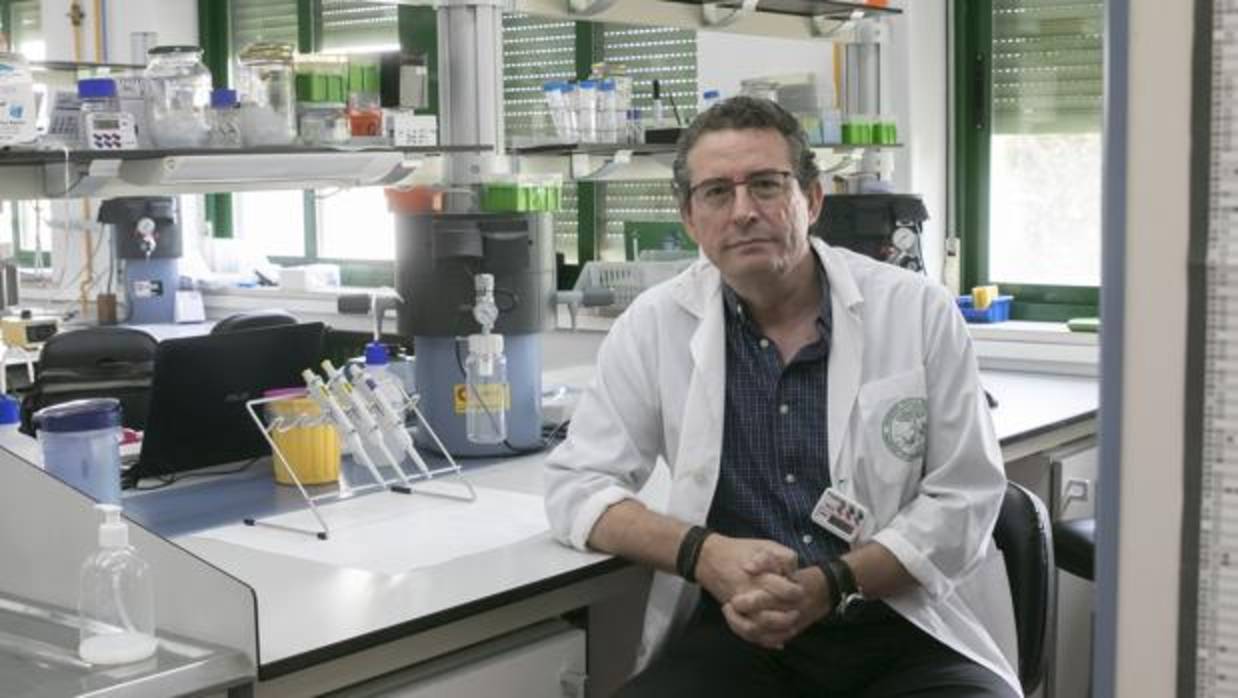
[{"xmin": 544, "ymin": 97, "xmax": 1020, "ymax": 697}]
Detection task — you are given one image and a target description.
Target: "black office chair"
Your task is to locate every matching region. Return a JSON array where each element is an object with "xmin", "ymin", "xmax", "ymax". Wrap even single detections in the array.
[
  {"xmin": 210, "ymin": 309, "xmax": 298, "ymax": 334},
  {"xmin": 993, "ymin": 481, "xmax": 1055, "ymax": 696},
  {"xmin": 1054, "ymin": 518, "xmax": 1095, "ymax": 581},
  {"xmin": 21, "ymin": 326, "xmax": 158, "ymax": 433}
]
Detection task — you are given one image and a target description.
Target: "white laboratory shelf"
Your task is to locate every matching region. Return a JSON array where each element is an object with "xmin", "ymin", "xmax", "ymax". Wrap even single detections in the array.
[
  {"xmin": 510, "ymin": 0, "xmax": 891, "ymax": 39},
  {"xmin": 0, "ymin": 145, "xmax": 487, "ymax": 200},
  {"xmin": 512, "ymin": 142, "xmax": 888, "ymax": 181}
]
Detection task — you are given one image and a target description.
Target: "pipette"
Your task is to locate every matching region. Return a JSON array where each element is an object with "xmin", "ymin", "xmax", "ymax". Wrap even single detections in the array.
[
  {"xmin": 320, "ymin": 359, "xmax": 408, "ymax": 485},
  {"xmin": 301, "ymin": 368, "xmax": 389, "ymax": 488},
  {"xmin": 347, "ymin": 362, "xmax": 433, "ymax": 479}
]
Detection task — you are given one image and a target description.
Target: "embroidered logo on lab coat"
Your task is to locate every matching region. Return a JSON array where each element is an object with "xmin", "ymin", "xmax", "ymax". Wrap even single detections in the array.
[{"xmin": 882, "ymin": 397, "xmax": 928, "ymax": 461}]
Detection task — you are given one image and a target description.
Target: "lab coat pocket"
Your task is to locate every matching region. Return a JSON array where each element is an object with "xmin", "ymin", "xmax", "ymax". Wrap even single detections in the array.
[{"xmin": 856, "ymin": 368, "xmax": 928, "ymax": 507}]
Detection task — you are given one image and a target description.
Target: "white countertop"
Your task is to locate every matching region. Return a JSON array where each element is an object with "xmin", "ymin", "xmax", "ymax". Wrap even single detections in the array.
[{"xmin": 169, "ymin": 368, "xmax": 1099, "ymax": 673}]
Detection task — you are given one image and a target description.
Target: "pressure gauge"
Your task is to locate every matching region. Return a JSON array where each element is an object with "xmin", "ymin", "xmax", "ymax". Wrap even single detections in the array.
[{"xmin": 892, "ymin": 227, "xmax": 918, "ymax": 252}]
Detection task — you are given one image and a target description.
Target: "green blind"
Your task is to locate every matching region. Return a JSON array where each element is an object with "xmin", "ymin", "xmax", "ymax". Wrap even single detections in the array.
[
  {"xmin": 503, "ymin": 13, "xmax": 577, "ymax": 141},
  {"xmin": 991, "ymin": 0, "xmax": 1103, "ymax": 134},
  {"xmin": 231, "ymin": 0, "xmax": 298, "ymax": 53},
  {"xmin": 503, "ymin": 13, "xmax": 580, "ymax": 263},
  {"xmin": 322, "ymin": 0, "xmax": 399, "ymax": 52},
  {"xmin": 600, "ymin": 24, "xmax": 696, "ymax": 261}
]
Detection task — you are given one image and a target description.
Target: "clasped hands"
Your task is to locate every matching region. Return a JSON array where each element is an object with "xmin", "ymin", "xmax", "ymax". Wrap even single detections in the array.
[{"xmin": 695, "ymin": 534, "xmax": 832, "ymax": 650}]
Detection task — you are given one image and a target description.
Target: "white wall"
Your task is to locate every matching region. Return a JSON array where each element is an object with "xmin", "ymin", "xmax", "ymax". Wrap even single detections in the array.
[
  {"xmin": 696, "ymin": 31, "xmax": 834, "ymax": 105},
  {"xmin": 40, "ymin": 0, "xmax": 197, "ymax": 64},
  {"xmin": 888, "ymin": 0, "xmax": 948, "ymax": 281}
]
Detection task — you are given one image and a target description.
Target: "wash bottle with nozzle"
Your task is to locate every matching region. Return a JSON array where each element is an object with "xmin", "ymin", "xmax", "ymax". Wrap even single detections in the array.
[{"xmin": 78, "ymin": 504, "xmax": 157, "ymax": 665}]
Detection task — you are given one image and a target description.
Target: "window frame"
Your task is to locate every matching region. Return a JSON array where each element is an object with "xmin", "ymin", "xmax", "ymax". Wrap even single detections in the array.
[{"xmin": 953, "ymin": 0, "xmax": 1101, "ymax": 322}]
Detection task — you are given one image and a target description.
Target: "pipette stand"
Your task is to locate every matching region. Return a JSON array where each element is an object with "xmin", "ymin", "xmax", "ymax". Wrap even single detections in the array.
[{"xmin": 243, "ymin": 388, "xmax": 476, "ymax": 540}]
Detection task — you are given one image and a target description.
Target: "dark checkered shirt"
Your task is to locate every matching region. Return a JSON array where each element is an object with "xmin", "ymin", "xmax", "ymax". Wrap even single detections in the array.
[{"xmin": 706, "ymin": 256, "xmax": 850, "ymax": 566}]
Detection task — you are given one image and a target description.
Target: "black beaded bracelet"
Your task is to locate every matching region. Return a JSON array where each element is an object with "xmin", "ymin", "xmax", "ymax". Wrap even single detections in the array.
[
  {"xmin": 676, "ymin": 525, "xmax": 713, "ymax": 583},
  {"xmin": 817, "ymin": 560, "xmax": 843, "ymax": 612}
]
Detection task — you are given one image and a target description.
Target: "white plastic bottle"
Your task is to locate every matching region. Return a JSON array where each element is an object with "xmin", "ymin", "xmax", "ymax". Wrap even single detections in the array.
[
  {"xmin": 465, "ymin": 333, "xmax": 508, "ymax": 445},
  {"xmin": 598, "ymin": 79, "xmax": 618, "ymax": 143},
  {"xmin": 364, "ymin": 342, "xmax": 406, "ymax": 418},
  {"xmin": 363, "ymin": 342, "xmax": 408, "ymax": 459},
  {"xmin": 78, "ymin": 504, "xmax": 157, "ymax": 665},
  {"xmin": 576, "ymin": 79, "xmax": 598, "ymax": 143}
]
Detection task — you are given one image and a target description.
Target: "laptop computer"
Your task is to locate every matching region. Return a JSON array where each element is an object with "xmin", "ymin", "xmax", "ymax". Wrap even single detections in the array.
[{"xmin": 126, "ymin": 322, "xmax": 326, "ymax": 482}]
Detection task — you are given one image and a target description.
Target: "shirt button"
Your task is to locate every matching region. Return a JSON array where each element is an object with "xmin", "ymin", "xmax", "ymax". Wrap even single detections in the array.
[
  {"xmin": 779, "ymin": 403, "xmax": 789, "ymax": 415},
  {"xmin": 759, "ymin": 338, "xmax": 770, "ymax": 349},
  {"xmin": 802, "ymin": 534, "xmax": 814, "ymax": 545},
  {"xmin": 784, "ymin": 473, "xmax": 796, "ymax": 484}
]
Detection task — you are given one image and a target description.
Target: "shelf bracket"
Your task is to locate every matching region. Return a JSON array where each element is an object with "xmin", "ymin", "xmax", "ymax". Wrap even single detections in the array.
[
  {"xmin": 42, "ymin": 158, "xmax": 122, "ymax": 198},
  {"xmin": 810, "ymin": 9, "xmax": 864, "ymax": 38},
  {"xmin": 566, "ymin": 0, "xmax": 619, "ymax": 15},
  {"xmin": 571, "ymin": 149, "xmax": 633, "ymax": 180},
  {"xmin": 377, "ymin": 154, "xmax": 428, "ymax": 187},
  {"xmin": 701, "ymin": 0, "xmax": 759, "ymax": 28}
]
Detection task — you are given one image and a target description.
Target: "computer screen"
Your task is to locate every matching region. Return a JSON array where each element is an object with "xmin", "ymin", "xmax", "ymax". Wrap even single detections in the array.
[{"xmin": 127, "ymin": 322, "xmax": 326, "ymax": 482}]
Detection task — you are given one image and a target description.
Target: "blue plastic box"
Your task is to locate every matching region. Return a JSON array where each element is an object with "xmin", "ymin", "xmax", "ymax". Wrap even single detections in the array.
[{"xmin": 957, "ymin": 295, "xmax": 1013, "ymax": 323}]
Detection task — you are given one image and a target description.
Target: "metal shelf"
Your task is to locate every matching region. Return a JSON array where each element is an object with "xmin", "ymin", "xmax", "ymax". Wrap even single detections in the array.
[
  {"xmin": 511, "ymin": 142, "xmax": 885, "ymax": 181},
  {"xmin": 0, "ymin": 145, "xmax": 489, "ymax": 199},
  {"xmin": 662, "ymin": 0, "xmax": 900, "ymax": 19}
]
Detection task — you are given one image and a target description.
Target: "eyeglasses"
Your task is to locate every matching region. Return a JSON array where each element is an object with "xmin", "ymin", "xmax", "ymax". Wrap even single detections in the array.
[{"xmin": 686, "ymin": 170, "xmax": 795, "ymax": 212}]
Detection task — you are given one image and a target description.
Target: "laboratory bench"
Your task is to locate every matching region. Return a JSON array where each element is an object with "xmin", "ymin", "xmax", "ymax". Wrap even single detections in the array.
[{"xmin": 0, "ymin": 367, "xmax": 1097, "ymax": 698}]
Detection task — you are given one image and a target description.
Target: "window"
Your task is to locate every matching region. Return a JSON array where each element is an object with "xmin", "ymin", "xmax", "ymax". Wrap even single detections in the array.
[{"xmin": 956, "ymin": 0, "xmax": 1103, "ymax": 319}]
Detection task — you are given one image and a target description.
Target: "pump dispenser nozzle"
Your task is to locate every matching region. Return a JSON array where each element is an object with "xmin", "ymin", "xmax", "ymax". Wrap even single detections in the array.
[{"xmin": 96, "ymin": 503, "xmax": 129, "ymax": 548}]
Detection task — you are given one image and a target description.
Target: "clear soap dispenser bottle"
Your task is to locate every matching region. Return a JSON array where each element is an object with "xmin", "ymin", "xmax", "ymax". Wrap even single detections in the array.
[{"xmin": 78, "ymin": 504, "xmax": 158, "ymax": 664}]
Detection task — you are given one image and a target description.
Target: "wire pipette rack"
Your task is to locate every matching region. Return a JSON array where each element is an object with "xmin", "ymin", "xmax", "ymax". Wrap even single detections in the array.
[{"xmin": 243, "ymin": 381, "xmax": 476, "ymax": 540}]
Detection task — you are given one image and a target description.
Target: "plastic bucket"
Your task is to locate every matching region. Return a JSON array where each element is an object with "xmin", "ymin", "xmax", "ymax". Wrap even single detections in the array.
[{"xmin": 265, "ymin": 391, "xmax": 341, "ymax": 485}]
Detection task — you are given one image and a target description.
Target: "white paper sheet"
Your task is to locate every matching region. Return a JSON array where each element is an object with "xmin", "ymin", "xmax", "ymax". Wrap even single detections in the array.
[{"xmin": 184, "ymin": 484, "xmax": 549, "ymax": 576}]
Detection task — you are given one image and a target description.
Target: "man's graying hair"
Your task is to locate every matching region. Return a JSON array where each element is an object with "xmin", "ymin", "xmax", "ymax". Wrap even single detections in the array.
[{"xmin": 671, "ymin": 96, "xmax": 820, "ymax": 209}]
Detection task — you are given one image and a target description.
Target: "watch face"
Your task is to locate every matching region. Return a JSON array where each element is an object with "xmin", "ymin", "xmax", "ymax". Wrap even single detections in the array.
[
  {"xmin": 838, "ymin": 592, "xmax": 866, "ymax": 617},
  {"xmin": 892, "ymin": 227, "xmax": 917, "ymax": 251}
]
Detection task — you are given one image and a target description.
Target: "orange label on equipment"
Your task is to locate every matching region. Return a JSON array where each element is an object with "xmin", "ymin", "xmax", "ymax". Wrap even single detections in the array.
[{"xmin": 453, "ymin": 383, "xmax": 511, "ymax": 414}]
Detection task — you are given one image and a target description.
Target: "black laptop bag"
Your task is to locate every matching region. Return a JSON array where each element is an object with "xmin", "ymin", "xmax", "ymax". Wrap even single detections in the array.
[{"xmin": 20, "ymin": 327, "xmax": 158, "ymax": 435}]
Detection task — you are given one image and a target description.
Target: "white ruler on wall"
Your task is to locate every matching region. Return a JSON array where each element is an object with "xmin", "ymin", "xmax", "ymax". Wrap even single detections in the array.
[{"xmin": 1193, "ymin": 2, "xmax": 1238, "ymax": 695}]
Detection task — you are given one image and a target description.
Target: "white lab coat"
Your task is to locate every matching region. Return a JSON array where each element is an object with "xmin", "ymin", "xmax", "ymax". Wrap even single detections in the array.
[{"xmin": 544, "ymin": 238, "xmax": 1021, "ymax": 696}]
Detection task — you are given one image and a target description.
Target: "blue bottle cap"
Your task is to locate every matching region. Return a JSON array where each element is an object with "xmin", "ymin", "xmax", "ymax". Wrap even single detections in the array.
[
  {"xmin": 578, "ymin": 79, "xmax": 597, "ymax": 89},
  {"xmin": 77, "ymin": 78, "xmax": 117, "ymax": 100},
  {"xmin": 703, "ymin": 89, "xmax": 720, "ymax": 99},
  {"xmin": 0, "ymin": 395, "xmax": 19, "ymax": 426},
  {"xmin": 211, "ymin": 88, "xmax": 238, "ymax": 108},
  {"xmin": 599, "ymin": 79, "xmax": 616, "ymax": 91},
  {"xmin": 364, "ymin": 341, "xmax": 390, "ymax": 366},
  {"xmin": 33, "ymin": 398, "xmax": 122, "ymax": 433}
]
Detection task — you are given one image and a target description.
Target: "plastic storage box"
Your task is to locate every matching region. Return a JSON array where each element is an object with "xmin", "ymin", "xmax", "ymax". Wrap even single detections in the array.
[
  {"xmin": 957, "ymin": 295, "xmax": 1013, "ymax": 323},
  {"xmin": 574, "ymin": 259, "xmax": 694, "ymax": 316},
  {"xmin": 480, "ymin": 177, "xmax": 563, "ymax": 213}
]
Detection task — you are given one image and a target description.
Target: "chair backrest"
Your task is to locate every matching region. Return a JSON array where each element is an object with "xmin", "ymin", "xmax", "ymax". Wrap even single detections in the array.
[
  {"xmin": 21, "ymin": 326, "xmax": 158, "ymax": 433},
  {"xmin": 210, "ymin": 309, "xmax": 298, "ymax": 335},
  {"xmin": 992, "ymin": 481, "xmax": 1055, "ymax": 695}
]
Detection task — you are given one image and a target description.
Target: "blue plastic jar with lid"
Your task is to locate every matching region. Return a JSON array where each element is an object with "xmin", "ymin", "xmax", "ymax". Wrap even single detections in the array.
[{"xmin": 34, "ymin": 398, "xmax": 123, "ymax": 504}]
